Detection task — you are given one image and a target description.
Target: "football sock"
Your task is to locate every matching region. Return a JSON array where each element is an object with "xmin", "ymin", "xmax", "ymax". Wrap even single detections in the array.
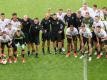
[
  {"xmin": 42, "ymin": 48, "xmax": 45, "ymax": 54},
  {"xmin": 28, "ymin": 51, "xmax": 30, "ymax": 56}
]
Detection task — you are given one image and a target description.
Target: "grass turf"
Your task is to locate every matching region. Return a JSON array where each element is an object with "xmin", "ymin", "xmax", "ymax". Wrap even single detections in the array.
[{"xmin": 0, "ymin": 0, "xmax": 107, "ymax": 80}]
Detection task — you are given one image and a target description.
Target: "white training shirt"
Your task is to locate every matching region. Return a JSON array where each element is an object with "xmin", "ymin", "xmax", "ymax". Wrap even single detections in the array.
[
  {"xmin": 66, "ymin": 27, "xmax": 78, "ymax": 36},
  {"xmin": 0, "ymin": 18, "xmax": 10, "ymax": 29},
  {"xmin": 92, "ymin": 9, "xmax": 98, "ymax": 17},
  {"xmin": 0, "ymin": 34, "xmax": 11, "ymax": 43},
  {"xmin": 57, "ymin": 13, "xmax": 66, "ymax": 21},
  {"xmin": 79, "ymin": 28, "xmax": 92, "ymax": 38},
  {"xmin": 4, "ymin": 27, "xmax": 17, "ymax": 39},
  {"xmin": 94, "ymin": 29, "xmax": 107, "ymax": 38},
  {"xmin": 11, "ymin": 20, "xmax": 21, "ymax": 28},
  {"xmin": 93, "ymin": 21, "xmax": 104, "ymax": 29},
  {"xmin": 79, "ymin": 7, "xmax": 94, "ymax": 18}
]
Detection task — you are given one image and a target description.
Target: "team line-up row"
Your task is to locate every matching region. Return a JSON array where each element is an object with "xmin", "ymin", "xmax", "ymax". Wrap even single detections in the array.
[{"xmin": 0, "ymin": 3, "xmax": 107, "ymax": 64}]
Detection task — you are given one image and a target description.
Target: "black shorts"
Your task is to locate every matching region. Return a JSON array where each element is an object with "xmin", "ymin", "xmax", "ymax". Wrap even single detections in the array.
[
  {"xmin": 97, "ymin": 38, "xmax": 102, "ymax": 44},
  {"xmin": 103, "ymin": 40, "xmax": 107, "ymax": 45},
  {"xmin": 91, "ymin": 32, "xmax": 97, "ymax": 46},
  {"xmin": 1, "ymin": 42, "xmax": 11, "ymax": 48},
  {"xmin": 51, "ymin": 32, "xmax": 63, "ymax": 42},
  {"xmin": 42, "ymin": 32, "xmax": 51, "ymax": 41},
  {"xmin": 30, "ymin": 36, "xmax": 40, "ymax": 45},
  {"xmin": 24, "ymin": 33, "xmax": 30, "ymax": 43},
  {"xmin": 67, "ymin": 36, "xmax": 77, "ymax": 43},
  {"xmin": 12, "ymin": 39, "xmax": 25, "ymax": 49},
  {"xmin": 83, "ymin": 37, "xmax": 92, "ymax": 46},
  {"xmin": 14, "ymin": 39, "xmax": 25, "ymax": 45},
  {"xmin": 61, "ymin": 31, "xmax": 65, "ymax": 40}
]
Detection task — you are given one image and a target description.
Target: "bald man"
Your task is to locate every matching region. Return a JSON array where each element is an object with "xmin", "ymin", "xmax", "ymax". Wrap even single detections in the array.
[{"xmin": 21, "ymin": 15, "xmax": 32, "ymax": 56}]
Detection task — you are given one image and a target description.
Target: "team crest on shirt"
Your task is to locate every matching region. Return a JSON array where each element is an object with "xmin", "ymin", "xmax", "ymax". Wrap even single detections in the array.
[
  {"xmin": 35, "ymin": 26, "xmax": 37, "ymax": 29},
  {"xmin": 52, "ymin": 22, "xmax": 54, "ymax": 24},
  {"xmin": 27, "ymin": 22, "xmax": 29, "ymax": 24},
  {"xmin": 49, "ymin": 20, "xmax": 51, "ymax": 22},
  {"xmin": 45, "ymin": 22, "xmax": 47, "ymax": 24},
  {"xmin": 57, "ymin": 21, "xmax": 59, "ymax": 24},
  {"xmin": 72, "ymin": 17, "xmax": 74, "ymax": 19}
]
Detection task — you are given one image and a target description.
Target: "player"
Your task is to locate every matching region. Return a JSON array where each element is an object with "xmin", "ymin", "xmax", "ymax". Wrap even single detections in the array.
[
  {"xmin": 21, "ymin": 15, "xmax": 32, "ymax": 56},
  {"xmin": 11, "ymin": 13, "xmax": 21, "ymax": 29},
  {"xmin": 51, "ymin": 14, "xmax": 65, "ymax": 54},
  {"xmin": 29, "ymin": 18, "xmax": 41, "ymax": 58},
  {"xmin": 93, "ymin": 16, "xmax": 104, "ymax": 29},
  {"xmin": 101, "ymin": 31, "xmax": 107, "ymax": 58},
  {"xmin": 12, "ymin": 28, "xmax": 26, "ymax": 63},
  {"xmin": 4, "ymin": 23, "xmax": 17, "ymax": 39},
  {"xmin": 64, "ymin": 9, "xmax": 74, "ymax": 27},
  {"xmin": 41, "ymin": 14, "xmax": 51, "ymax": 54},
  {"xmin": 66, "ymin": 24, "xmax": 79, "ymax": 58},
  {"xmin": 79, "ymin": 3, "xmax": 94, "ymax": 18},
  {"xmin": 79, "ymin": 24, "xmax": 92, "ymax": 61},
  {"xmin": 56, "ymin": 8, "xmax": 66, "ymax": 22},
  {"xmin": 82, "ymin": 12, "xmax": 94, "ymax": 28},
  {"xmin": 92, "ymin": 4, "xmax": 98, "ymax": 18},
  {"xmin": 94, "ymin": 26, "xmax": 107, "ymax": 59},
  {"xmin": 0, "ymin": 13, "xmax": 10, "ymax": 30},
  {"xmin": 56, "ymin": 8, "xmax": 66, "ymax": 52},
  {"xmin": 0, "ymin": 31, "xmax": 12, "ymax": 63},
  {"xmin": 75, "ymin": 11, "xmax": 83, "ymax": 30}
]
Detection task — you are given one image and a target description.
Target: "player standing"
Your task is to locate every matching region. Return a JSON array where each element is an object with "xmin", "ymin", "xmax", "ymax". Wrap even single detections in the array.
[
  {"xmin": 41, "ymin": 14, "xmax": 51, "ymax": 54},
  {"xmin": 51, "ymin": 14, "xmax": 65, "ymax": 54},
  {"xmin": 29, "ymin": 18, "xmax": 41, "ymax": 58},
  {"xmin": 21, "ymin": 15, "xmax": 32, "ymax": 56}
]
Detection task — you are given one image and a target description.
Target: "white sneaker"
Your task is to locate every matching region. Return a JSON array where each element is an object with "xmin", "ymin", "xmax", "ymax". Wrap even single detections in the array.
[
  {"xmin": 94, "ymin": 52, "xmax": 97, "ymax": 55},
  {"xmin": 85, "ymin": 51, "xmax": 88, "ymax": 53},
  {"xmin": 80, "ymin": 55, "xmax": 84, "ymax": 59},
  {"xmin": 100, "ymin": 52, "xmax": 103, "ymax": 55},
  {"xmin": 2, "ymin": 59, "xmax": 7, "ymax": 64},
  {"xmin": 56, "ymin": 48, "xmax": 58, "ymax": 51},
  {"xmin": 62, "ymin": 48, "xmax": 65, "ymax": 52},
  {"xmin": 88, "ymin": 57, "xmax": 92, "ymax": 62}
]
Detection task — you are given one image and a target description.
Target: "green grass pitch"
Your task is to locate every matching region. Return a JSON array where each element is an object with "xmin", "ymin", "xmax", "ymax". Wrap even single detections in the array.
[{"xmin": 0, "ymin": 0, "xmax": 107, "ymax": 80}]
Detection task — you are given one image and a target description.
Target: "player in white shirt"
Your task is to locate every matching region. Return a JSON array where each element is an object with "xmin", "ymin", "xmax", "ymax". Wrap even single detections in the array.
[
  {"xmin": 66, "ymin": 24, "xmax": 79, "ymax": 58},
  {"xmin": 92, "ymin": 4, "xmax": 99, "ymax": 18},
  {"xmin": 11, "ymin": 13, "xmax": 21, "ymax": 28},
  {"xmin": 79, "ymin": 24, "xmax": 92, "ymax": 61},
  {"xmin": 79, "ymin": 3, "xmax": 94, "ymax": 18},
  {"xmin": 56, "ymin": 8, "xmax": 66, "ymax": 22},
  {"xmin": 0, "ymin": 31, "xmax": 13, "ymax": 64},
  {"xmin": 93, "ymin": 16, "xmax": 105, "ymax": 29},
  {"xmin": 94, "ymin": 26, "xmax": 107, "ymax": 59},
  {"xmin": 100, "ymin": 7, "xmax": 107, "ymax": 21},
  {"xmin": 0, "ymin": 13, "xmax": 10, "ymax": 30},
  {"xmin": 4, "ymin": 23, "xmax": 17, "ymax": 39}
]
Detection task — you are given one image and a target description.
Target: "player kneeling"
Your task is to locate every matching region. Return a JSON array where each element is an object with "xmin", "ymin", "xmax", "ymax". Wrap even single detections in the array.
[
  {"xmin": 12, "ymin": 28, "xmax": 26, "ymax": 63},
  {"xmin": 94, "ymin": 26, "xmax": 107, "ymax": 59},
  {"xmin": 66, "ymin": 24, "xmax": 78, "ymax": 58},
  {"xmin": 0, "ymin": 31, "xmax": 12, "ymax": 64},
  {"xmin": 79, "ymin": 24, "xmax": 92, "ymax": 61}
]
